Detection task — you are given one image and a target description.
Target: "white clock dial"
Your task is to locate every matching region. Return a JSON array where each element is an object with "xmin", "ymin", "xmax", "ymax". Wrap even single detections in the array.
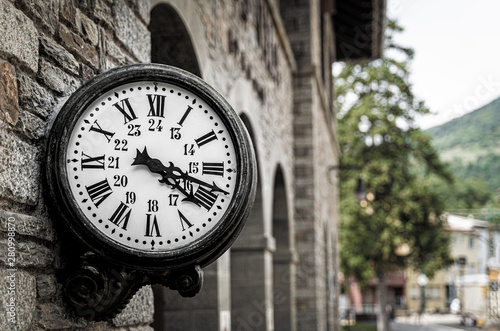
[{"xmin": 65, "ymin": 80, "xmax": 238, "ymax": 252}]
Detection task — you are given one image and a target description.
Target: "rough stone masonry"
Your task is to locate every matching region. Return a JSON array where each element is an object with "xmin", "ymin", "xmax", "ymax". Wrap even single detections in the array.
[{"xmin": 0, "ymin": 0, "xmax": 154, "ymax": 330}]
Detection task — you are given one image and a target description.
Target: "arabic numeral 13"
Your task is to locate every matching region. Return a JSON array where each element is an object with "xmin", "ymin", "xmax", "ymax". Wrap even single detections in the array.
[{"xmin": 170, "ymin": 127, "xmax": 181, "ymax": 140}]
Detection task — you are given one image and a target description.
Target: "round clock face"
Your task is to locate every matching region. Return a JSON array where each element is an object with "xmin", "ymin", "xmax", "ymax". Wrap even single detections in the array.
[{"xmin": 46, "ymin": 65, "xmax": 255, "ymax": 266}]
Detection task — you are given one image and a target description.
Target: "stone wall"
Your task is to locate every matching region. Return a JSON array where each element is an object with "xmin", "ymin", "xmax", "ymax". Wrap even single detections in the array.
[{"xmin": 0, "ymin": 0, "xmax": 153, "ymax": 330}]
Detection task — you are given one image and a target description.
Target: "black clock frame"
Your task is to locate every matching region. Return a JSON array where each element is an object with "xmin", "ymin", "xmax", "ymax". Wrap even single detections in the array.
[{"xmin": 44, "ymin": 64, "xmax": 256, "ymax": 320}]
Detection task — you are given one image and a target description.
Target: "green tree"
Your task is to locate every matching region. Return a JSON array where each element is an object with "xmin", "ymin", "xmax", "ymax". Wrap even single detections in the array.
[{"xmin": 335, "ymin": 20, "xmax": 453, "ymax": 331}]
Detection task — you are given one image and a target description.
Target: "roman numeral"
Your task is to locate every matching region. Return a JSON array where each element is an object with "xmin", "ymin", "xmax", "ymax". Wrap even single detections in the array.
[
  {"xmin": 178, "ymin": 210, "xmax": 193, "ymax": 231},
  {"xmin": 202, "ymin": 162, "xmax": 224, "ymax": 176},
  {"xmin": 194, "ymin": 186, "xmax": 218, "ymax": 210},
  {"xmin": 145, "ymin": 214, "xmax": 161, "ymax": 237},
  {"xmin": 81, "ymin": 153, "xmax": 105, "ymax": 170},
  {"xmin": 113, "ymin": 98, "xmax": 137, "ymax": 124},
  {"xmin": 195, "ymin": 130, "xmax": 218, "ymax": 148},
  {"xmin": 85, "ymin": 179, "xmax": 112, "ymax": 207},
  {"xmin": 147, "ymin": 94, "xmax": 166, "ymax": 117},
  {"xmin": 177, "ymin": 105, "xmax": 193, "ymax": 127},
  {"xmin": 89, "ymin": 120, "xmax": 115, "ymax": 142},
  {"xmin": 108, "ymin": 202, "xmax": 131, "ymax": 230}
]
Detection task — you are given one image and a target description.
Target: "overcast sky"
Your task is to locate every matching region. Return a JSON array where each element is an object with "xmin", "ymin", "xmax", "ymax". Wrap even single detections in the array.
[{"xmin": 388, "ymin": 0, "xmax": 500, "ymax": 129}]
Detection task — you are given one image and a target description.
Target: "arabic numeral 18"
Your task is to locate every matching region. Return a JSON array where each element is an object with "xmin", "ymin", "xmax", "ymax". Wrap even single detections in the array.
[{"xmin": 148, "ymin": 199, "xmax": 159, "ymax": 212}]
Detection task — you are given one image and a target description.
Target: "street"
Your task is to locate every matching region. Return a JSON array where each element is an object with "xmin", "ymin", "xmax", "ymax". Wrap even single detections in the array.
[{"xmin": 391, "ymin": 314, "xmax": 472, "ymax": 331}]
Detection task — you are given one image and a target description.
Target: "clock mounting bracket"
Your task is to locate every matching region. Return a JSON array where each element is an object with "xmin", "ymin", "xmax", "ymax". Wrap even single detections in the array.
[{"xmin": 59, "ymin": 250, "xmax": 203, "ymax": 321}]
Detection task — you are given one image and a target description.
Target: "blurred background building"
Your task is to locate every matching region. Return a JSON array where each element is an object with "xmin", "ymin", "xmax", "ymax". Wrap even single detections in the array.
[
  {"xmin": 406, "ymin": 214, "xmax": 500, "ymax": 320},
  {"xmin": 0, "ymin": 0, "xmax": 384, "ymax": 330}
]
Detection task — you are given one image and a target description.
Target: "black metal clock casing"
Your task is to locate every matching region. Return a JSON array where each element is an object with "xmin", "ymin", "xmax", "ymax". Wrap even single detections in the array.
[{"xmin": 44, "ymin": 64, "xmax": 256, "ymax": 318}]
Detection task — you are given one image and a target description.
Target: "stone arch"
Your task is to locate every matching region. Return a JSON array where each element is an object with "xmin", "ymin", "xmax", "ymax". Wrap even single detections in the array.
[
  {"xmin": 272, "ymin": 165, "xmax": 296, "ymax": 331},
  {"xmin": 230, "ymin": 113, "xmax": 274, "ymax": 330},
  {"xmin": 236, "ymin": 114, "xmax": 264, "ymax": 236},
  {"xmin": 149, "ymin": 3, "xmax": 201, "ymax": 77}
]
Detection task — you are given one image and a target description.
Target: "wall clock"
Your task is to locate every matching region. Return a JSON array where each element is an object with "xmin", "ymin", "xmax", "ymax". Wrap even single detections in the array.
[{"xmin": 45, "ymin": 64, "xmax": 256, "ymax": 320}]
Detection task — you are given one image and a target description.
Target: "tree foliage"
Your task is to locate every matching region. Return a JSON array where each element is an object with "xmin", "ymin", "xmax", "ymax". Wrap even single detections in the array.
[{"xmin": 335, "ymin": 20, "xmax": 453, "ymax": 329}]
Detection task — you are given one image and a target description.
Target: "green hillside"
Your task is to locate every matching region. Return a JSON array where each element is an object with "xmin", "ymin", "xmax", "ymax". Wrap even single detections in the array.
[
  {"xmin": 426, "ymin": 96, "xmax": 500, "ymax": 151},
  {"xmin": 425, "ymin": 96, "xmax": 500, "ymax": 193}
]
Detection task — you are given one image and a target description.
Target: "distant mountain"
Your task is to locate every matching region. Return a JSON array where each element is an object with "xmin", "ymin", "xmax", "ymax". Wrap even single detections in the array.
[{"xmin": 425, "ymin": 97, "xmax": 500, "ymax": 191}]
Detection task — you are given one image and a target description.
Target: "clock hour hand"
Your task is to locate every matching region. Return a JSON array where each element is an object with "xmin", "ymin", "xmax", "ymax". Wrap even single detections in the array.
[{"xmin": 131, "ymin": 147, "xmax": 173, "ymax": 174}]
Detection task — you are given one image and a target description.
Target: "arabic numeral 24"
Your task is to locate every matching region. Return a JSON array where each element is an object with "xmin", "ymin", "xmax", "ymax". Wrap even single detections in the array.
[{"xmin": 149, "ymin": 119, "xmax": 163, "ymax": 132}]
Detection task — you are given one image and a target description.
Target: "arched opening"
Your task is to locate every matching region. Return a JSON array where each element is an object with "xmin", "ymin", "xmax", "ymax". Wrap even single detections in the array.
[
  {"xmin": 272, "ymin": 166, "xmax": 296, "ymax": 331},
  {"xmin": 230, "ymin": 114, "xmax": 273, "ymax": 330},
  {"xmin": 149, "ymin": 3, "xmax": 201, "ymax": 77}
]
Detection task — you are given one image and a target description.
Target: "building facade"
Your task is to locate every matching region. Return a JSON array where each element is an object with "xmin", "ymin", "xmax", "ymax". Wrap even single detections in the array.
[
  {"xmin": 406, "ymin": 214, "xmax": 500, "ymax": 315},
  {"xmin": 0, "ymin": 0, "xmax": 384, "ymax": 330}
]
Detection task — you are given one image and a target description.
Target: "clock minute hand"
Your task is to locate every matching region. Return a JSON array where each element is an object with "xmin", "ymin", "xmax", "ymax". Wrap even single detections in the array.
[{"xmin": 177, "ymin": 172, "xmax": 229, "ymax": 195}]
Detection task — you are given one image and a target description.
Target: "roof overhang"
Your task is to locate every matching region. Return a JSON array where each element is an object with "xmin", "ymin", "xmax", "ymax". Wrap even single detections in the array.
[{"xmin": 332, "ymin": 0, "xmax": 386, "ymax": 61}]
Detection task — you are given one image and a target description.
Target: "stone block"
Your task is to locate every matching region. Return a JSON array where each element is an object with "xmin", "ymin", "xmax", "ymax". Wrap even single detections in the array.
[
  {"xmin": 17, "ymin": 74, "xmax": 55, "ymax": 119},
  {"xmin": 36, "ymin": 302, "xmax": 81, "ymax": 329},
  {"xmin": 87, "ymin": 0, "xmax": 114, "ymax": 29},
  {"xmin": 35, "ymin": 274, "xmax": 57, "ymax": 299},
  {"xmin": 82, "ymin": 63, "xmax": 95, "ymax": 81},
  {"xmin": 112, "ymin": 285, "xmax": 154, "ymax": 327},
  {"xmin": 0, "ymin": 133, "xmax": 39, "ymax": 205},
  {"xmin": 0, "ymin": 61, "xmax": 18, "ymax": 126},
  {"xmin": 113, "ymin": 0, "xmax": 150, "ymax": 62},
  {"xmin": 0, "ymin": 239, "xmax": 54, "ymax": 268},
  {"xmin": 78, "ymin": 11, "xmax": 99, "ymax": 46},
  {"xmin": 17, "ymin": 0, "xmax": 59, "ymax": 35},
  {"xmin": 40, "ymin": 35, "xmax": 79, "ymax": 75},
  {"xmin": 39, "ymin": 59, "xmax": 80, "ymax": 96},
  {"xmin": 135, "ymin": 0, "xmax": 151, "ymax": 25},
  {"xmin": 60, "ymin": 0, "xmax": 77, "ymax": 28},
  {"xmin": 0, "ymin": 0, "xmax": 38, "ymax": 73},
  {"xmin": 58, "ymin": 24, "xmax": 100, "ymax": 70},
  {"xmin": 15, "ymin": 110, "xmax": 46, "ymax": 140},
  {"xmin": 0, "ymin": 210, "xmax": 55, "ymax": 242},
  {"xmin": 105, "ymin": 37, "xmax": 134, "ymax": 66},
  {"xmin": 0, "ymin": 269, "xmax": 36, "ymax": 330}
]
